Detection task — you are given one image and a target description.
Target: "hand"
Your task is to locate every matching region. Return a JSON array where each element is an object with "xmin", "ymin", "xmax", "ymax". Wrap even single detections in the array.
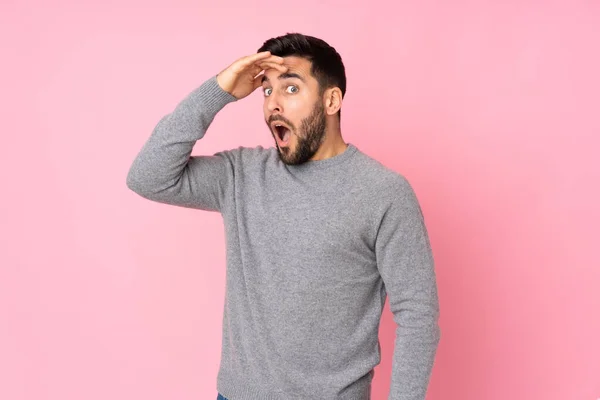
[{"xmin": 216, "ymin": 51, "xmax": 288, "ymax": 100}]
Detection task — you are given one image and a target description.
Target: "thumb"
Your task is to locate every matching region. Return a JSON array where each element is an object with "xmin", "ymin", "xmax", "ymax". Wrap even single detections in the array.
[{"xmin": 252, "ymin": 73, "xmax": 264, "ymax": 91}]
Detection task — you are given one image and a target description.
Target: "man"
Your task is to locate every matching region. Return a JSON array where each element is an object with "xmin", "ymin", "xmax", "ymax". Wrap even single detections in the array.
[{"xmin": 127, "ymin": 33, "xmax": 441, "ymax": 400}]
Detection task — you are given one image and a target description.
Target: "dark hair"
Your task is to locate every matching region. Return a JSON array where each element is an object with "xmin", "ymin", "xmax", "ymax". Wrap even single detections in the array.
[{"xmin": 257, "ymin": 33, "xmax": 346, "ymax": 118}]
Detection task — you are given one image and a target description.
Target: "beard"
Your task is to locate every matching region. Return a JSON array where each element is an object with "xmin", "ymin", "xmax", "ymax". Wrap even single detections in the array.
[{"xmin": 269, "ymin": 100, "xmax": 327, "ymax": 166}]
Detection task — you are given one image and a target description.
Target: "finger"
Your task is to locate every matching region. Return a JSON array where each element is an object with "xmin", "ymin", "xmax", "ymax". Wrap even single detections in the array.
[
  {"xmin": 234, "ymin": 54, "xmax": 284, "ymax": 75},
  {"xmin": 257, "ymin": 62, "xmax": 288, "ymax": 73},
  {"xmin": 253, "ymin": 74, "xmax": 265, "ymax": 91},
  {"xmin": 240, "ymin": 51, "xmax": 278, "ymax": 67},
  {"xmin": 258, "ymin": 60, "xmax": 287, "ymax": 68},
  {"xmin": 262, "ymin": 55, "xmax": 285, "ymax": 64},
  {"xmin": 251, "ymin": 55, "xmax": 285, "ymax": 69}
]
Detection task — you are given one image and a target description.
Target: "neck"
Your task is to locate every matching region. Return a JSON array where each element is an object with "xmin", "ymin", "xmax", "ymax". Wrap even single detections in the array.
[{"xmin": 310, "ymin": 120, "xmax": 347, "ymax": 161}]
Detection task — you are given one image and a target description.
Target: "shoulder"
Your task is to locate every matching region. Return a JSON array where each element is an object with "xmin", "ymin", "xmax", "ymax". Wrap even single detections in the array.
[
  {"xmin": 211, "ymin": 145, "xmax": 281, "ymax": 178},
  {"xmin": 348, "ymin": 149, "xmax": 427, "ymax": 227},
  {"xmin": 214, "ymin": 144, "xmax": 275, "ymax": 164},
  {"xmin": 352, "ymin": 148, "xmax": 416, "ymax": 197}
]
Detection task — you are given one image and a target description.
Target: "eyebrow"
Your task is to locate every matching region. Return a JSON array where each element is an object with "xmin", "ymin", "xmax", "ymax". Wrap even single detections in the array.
[{"xmin": 261, "ymin": 72, "xmax": 305, "ymax": 84}]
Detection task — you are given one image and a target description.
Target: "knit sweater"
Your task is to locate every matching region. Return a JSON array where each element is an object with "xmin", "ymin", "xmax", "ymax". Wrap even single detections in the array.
[{"xmin": 126, "ymin": 75, "xmax": 441, "ymax": 400}]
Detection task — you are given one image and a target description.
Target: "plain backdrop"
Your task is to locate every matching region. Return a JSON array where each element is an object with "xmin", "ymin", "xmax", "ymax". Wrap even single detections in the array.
[{"xmin": 1, "ymin": 1, "xmax": 599, "ymax": 399}]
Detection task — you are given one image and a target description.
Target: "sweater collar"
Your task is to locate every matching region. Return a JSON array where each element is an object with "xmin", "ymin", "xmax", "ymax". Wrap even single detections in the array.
[{"xmin": 283, "ymin": 143, "xmax": 358, "ymax": 173}]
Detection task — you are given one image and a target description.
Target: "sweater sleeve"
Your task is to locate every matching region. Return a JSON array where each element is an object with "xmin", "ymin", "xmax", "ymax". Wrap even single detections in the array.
[
  {"xmin": 375, "ymin": 177, "xmax": 441, "ymax": 400},
  {"xmin": 126, "ymin": 75, "xmax": 238, "ymax": 213}
]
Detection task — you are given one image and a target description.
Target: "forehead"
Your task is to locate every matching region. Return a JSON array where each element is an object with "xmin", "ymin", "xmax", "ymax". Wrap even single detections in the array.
[
  {"xmin": 281, "ymin": 56, "xmax": 312, "ymax": 74},
  {"xmin": 262, "ymin": 56, "xmax": 315, "ymax": 84}
]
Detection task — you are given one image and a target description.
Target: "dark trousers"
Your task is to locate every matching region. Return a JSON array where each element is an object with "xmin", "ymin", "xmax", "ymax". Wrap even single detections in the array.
[{"xmin": 217, "ymin": 393, "xmax": 228, "ymax": 400}]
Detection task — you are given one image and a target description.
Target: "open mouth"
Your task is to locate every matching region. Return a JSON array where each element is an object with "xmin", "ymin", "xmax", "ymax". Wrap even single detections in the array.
[{"xmin": 272, "ymin": 123, "xmax": 292, "ymax": 144}]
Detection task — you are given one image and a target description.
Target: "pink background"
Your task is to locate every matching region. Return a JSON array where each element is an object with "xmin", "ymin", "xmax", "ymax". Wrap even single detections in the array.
[{"xmin": 2, "ymin": 1, "xmax": 599, "ymax": 399}]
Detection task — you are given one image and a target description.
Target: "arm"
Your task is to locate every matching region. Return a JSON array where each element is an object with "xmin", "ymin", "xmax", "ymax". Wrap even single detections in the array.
[
  {"xmin": 126, "ymin": 75, "xmax": 238, "ymax": 212},
  {"xmin": 126, "ymin": 51, "xmax": 288, "ymax": 212},
  {"xmin": 375, "ymin": 177, "xmax": 441, "ymax": 400}
]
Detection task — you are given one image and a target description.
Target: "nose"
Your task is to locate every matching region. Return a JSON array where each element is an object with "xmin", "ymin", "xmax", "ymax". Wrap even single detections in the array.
[{"xmin": 265, "ymin": 91, "xmax": 282, "ymax": 114}]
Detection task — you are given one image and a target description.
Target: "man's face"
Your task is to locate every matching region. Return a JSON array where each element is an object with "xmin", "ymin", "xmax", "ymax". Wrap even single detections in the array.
[{"xmin": 261, "ymin": 56, "xmax": 327, "ymax": 165}]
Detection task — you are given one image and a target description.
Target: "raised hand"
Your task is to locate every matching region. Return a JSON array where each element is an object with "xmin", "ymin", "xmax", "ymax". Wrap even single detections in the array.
[{"xmin": 216, "ymin": 51, "xmax": 287, "ymax": 100}]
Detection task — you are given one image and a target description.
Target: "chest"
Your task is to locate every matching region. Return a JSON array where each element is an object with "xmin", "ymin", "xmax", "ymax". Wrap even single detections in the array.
[{"xmin": 237, "ymin": 181, "xmax": 380, "ymax": 277}]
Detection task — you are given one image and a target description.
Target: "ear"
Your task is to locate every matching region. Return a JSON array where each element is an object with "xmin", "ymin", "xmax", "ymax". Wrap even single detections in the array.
[{"xmin": 323, "ymin": 87, "xmax": 342, "ymax": 116}]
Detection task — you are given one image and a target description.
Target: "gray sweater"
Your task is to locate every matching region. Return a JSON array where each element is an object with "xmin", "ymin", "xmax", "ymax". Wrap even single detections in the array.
[{"xmin": 126, "ymin": 75, "xmax": 441, "ymax": 400}]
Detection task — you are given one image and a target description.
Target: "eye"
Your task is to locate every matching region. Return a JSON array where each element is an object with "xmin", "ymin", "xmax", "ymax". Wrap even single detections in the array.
[
  {"xmin": 263, "ymin": 87, "xmax": 272, "ymax": 97},
  {"xmin": 286, "ymin": 85, "xmax": 298, "ymax": 94}
]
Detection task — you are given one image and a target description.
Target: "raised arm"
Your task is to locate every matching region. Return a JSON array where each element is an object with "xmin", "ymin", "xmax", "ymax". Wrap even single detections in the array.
[{"xmin": 126, "ymin": 51, "xmax": 287, "ymax": 212}]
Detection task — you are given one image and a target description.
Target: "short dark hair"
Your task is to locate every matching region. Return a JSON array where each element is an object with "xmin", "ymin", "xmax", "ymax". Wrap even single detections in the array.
[{"xmin": 257, "ymin": 33, "xmax": 346, "ymax": 118}]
